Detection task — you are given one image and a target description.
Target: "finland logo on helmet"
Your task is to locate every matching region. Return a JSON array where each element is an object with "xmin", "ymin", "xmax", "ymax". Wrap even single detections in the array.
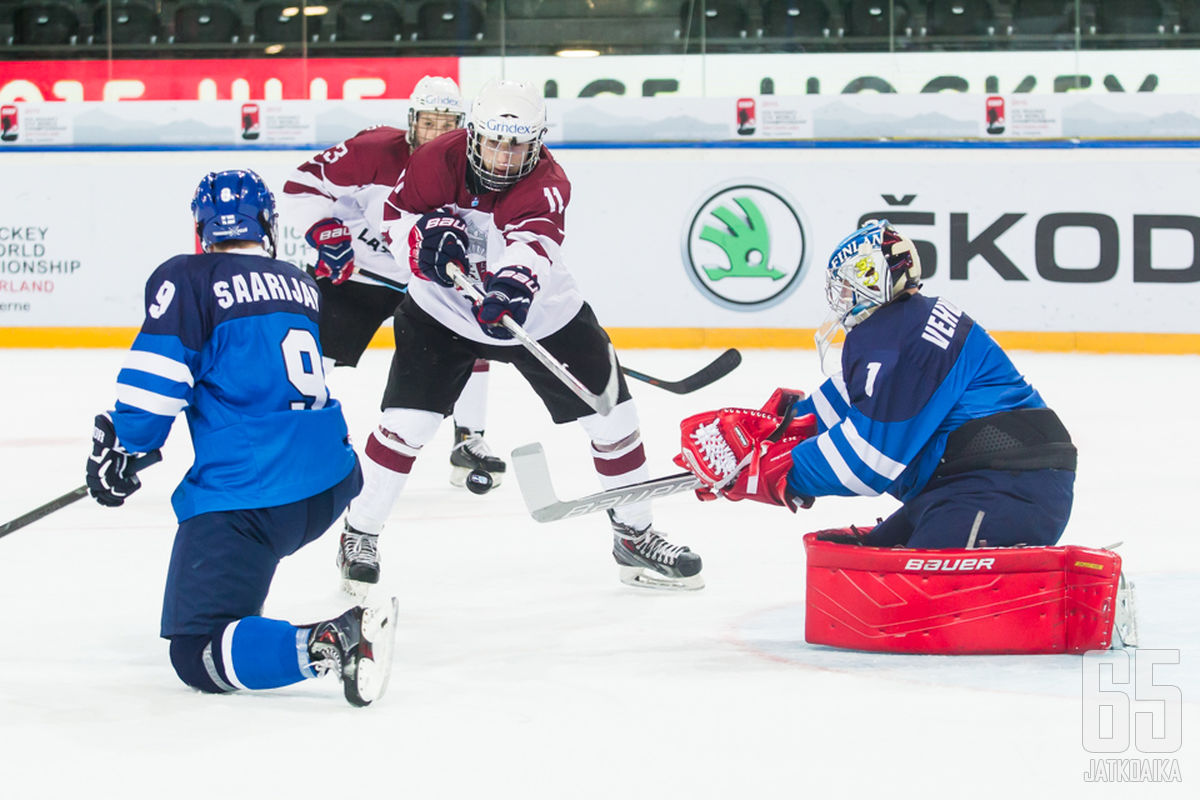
[
  {"xmin": 191, "ymin": 169, "xmax": 278, "ymax": 258},
  {"xmin": 467, "ymin": 79, "xmax": 548, "ymax": 192},
  {"xmin": 406, "ymin": 75, "xmax": 466, "ymax": 149},
  {"xmin": 825, "ymin": 218, "xmax": 921, "ymax": 330}
]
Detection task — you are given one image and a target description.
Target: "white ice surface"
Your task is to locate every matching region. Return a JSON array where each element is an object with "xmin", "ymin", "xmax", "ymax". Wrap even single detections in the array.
[{"xmin": 0, "ymin": 348, "xmax": 1195, "ymax": 798}]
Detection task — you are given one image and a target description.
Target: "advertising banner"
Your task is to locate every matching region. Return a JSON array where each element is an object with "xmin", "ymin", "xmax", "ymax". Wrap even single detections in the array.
[
  {"xmin": 0, "ymin": 57, "xmax": 458, "ymax": 103},
  {"xmin": 1, "ymin": 147, "xmax": 1197, "ymax": 340},
  {"xmin": 2, "ymin": 51, "xmax": 1196, "ymax": 105}
]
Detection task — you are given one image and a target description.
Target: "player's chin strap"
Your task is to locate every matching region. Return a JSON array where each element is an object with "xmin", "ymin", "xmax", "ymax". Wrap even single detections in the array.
[{"xmin": 445, "ymin": 262, "xmax": 619, "ymax": 416}]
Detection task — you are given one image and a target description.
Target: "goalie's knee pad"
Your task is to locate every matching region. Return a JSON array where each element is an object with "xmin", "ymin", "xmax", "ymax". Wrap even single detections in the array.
[{"xmin": 803, "ymin": 534, "xmax": 1126, "ymax": 655}]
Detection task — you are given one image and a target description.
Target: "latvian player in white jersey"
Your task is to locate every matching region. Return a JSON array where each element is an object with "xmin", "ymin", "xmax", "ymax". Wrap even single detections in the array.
[
  {"xmin": 280, "ymin": 76, "xmax": 505, "ymax": 535},
  {"xmin": 341, "ymin": 78, "xmax": 703, "ymax": 591}
]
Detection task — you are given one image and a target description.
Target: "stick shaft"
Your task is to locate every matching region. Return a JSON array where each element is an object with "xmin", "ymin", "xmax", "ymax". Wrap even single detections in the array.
[
  {"xmin": 0, "ymin": 450, "xmax": 163, "ymax": 540},
  {"xmin": 447, "ymin": 264, "xmax": 617, "ymax": 415}
]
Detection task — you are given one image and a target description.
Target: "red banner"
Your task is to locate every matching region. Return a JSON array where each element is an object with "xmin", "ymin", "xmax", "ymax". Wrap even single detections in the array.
[{"xmin": 0, "ymin": 58, "xmax": 459, "ymax": 102}]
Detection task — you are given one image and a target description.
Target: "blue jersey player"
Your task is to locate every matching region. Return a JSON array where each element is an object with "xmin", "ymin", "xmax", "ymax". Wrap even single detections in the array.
[
  {"xmin": 676, "ymin": 219, "xmax": 1077, "ymax": 549},
  {"xmin": 84, "ymin": 169, "xmax": 397, "ymax": 706}
]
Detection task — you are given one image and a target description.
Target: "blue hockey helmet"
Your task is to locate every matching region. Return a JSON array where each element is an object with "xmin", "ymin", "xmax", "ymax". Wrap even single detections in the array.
[
  {"xmin": 191, "ymin": 169, "xmax": 278, "ymax": 257},
  {"xmin": 824, "ymin": 218, "xmax": 921, "ymax": 330}
]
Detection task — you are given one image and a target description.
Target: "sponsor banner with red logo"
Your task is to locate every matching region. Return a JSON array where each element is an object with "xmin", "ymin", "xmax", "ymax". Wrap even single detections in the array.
[{"xmin": 0, "ymin": 58, "xmax": 458, "ymax": 103}]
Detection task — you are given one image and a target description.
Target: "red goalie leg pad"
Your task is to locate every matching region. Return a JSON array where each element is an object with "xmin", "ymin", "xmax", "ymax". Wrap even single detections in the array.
[{"xmin": 802, "ymin": 533, "xmax": 1122, "ymax": 654}]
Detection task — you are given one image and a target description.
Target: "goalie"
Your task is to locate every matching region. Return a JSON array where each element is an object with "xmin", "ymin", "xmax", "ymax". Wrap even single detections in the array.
[
  {"xmin": 676, "ymin": 218, "xmax": 1077, "ymax": 550},
  {"xmin": 672, "ymin": 219, "xmax": 1125, "ymax": 654}
]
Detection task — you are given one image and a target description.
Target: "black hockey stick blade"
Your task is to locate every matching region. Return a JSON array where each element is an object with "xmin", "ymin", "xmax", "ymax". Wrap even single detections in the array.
[
  {"xmin": 512, "ymin": 442, "xmax": 700, "ymax": 523},
  {"xmin": 620, "ymin": 348, "xmax": 742, "ymax": 394},
  {"xmin": 0, "ymin": 450, "xmax": 163, "ymax": 540}
]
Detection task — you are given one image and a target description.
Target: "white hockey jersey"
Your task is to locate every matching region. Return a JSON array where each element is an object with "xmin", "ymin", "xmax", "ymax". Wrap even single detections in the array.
[
  {"xmin": 281, "ymin": 126, "xmax": 413, "ymax": 286},
  {"xmin": 380, "ymin": 128, "xmax": 584, "ymax": 345}
]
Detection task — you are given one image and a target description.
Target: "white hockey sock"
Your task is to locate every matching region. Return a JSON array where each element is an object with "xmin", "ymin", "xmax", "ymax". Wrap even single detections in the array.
[
  {"xmin": 579, "ymin": 400, "xmax": 653, "ymax": 530},
  {"xmin": 348, "ymin": 409, "xmax": 442, "ymax": 534},
  {"xmin": 452, "ymin": 360, "xmax": 490, "ymax": 432}
]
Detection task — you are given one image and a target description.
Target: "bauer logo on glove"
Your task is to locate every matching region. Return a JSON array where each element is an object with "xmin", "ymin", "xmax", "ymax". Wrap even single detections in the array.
[
  {"xmin": 409, "ymin": 210, "xmax": 470, "ymax": 287},
  {"xmin": 304, "ymin": 218, "xmax": 356, "ymax": 285}
]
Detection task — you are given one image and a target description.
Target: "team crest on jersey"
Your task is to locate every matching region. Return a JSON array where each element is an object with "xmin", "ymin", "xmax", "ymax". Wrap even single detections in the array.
[{"xmin": 681, "ymin": 181, "xmax": 807, "ymax": 311}]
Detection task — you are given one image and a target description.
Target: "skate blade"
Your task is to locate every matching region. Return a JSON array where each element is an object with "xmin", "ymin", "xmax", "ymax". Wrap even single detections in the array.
[
  {"xmin": 449, "ymin": 466, "xmax": 505, "ymax": 489},
  {"xmin": 618, "ymin": 565, "xmax": 705, "ymax": 592},
  {"xmin": 1113, "ymin": 574, "xmax": 1139, "ymax": 649},
  {"xmin": 345, "ymin": 597, "xmax": 398, "ymax": 707}
]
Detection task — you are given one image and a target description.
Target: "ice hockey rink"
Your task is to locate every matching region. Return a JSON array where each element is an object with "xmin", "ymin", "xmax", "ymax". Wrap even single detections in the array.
[{"xmin": 0, "ymin": 346, "xmax": 1195, "ymax": 798}]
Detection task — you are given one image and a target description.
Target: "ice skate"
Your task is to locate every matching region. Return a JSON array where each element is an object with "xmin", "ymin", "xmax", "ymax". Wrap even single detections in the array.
[
  {"xmin": 337, "ymin": 521, "xmax": 379, "ymax": 598},
  {"xmin": 1112, "ymin": 572, "xmax": 1139, "ymax": 648},
  {"xmin": 609, "ymin": 510, "xmax": 704, "ymax": 591},
  {"xmin": 450, "ymin": 426, "xmax": 506, "ymax": 488},
  {"xmin": 307, "ymin": 598, "xmax": 399, "ymax": 707}
]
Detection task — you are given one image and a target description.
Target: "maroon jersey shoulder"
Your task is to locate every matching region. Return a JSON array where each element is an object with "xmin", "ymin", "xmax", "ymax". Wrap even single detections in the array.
[
  {"xmin": 490, "ymin": 148, "xmax": 571, "ymax": 232},
  {"xmin": 321, "ymin": 125, "xmax": 412, "ymax": 189},
  {"xmin": 389, "ymin": 128, "xmax": 471, "ymax": 217}
]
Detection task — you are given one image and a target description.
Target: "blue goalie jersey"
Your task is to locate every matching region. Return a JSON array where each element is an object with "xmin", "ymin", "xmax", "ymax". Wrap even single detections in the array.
[
  {"xmin": 791, "ymin": 293, "xmax": 1044, "ymax": 503},
  {"xmin": 110, "ymin": 251, "xmax": 357, "ymax": 521}
]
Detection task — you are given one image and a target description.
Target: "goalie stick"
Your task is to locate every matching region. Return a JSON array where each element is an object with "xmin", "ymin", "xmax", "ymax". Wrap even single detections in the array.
[
  {"xmin": 512, "ymin": 443, "xmax": 700, "ymax": 522},
  {"xmin": 0, "ymin": 450, "xmax": 163, "ymax": 540},
  {"xmin": 620, "ymin": 348, "xmax": 741, "ymax": 394}
]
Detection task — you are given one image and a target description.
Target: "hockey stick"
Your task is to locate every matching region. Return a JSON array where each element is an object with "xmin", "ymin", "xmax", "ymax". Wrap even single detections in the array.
[
  {"xmin": 355, "ymin": 267, "xmax": 408, "ymax": 294},
  {"xmin": 446, "ymin": 264, "xmax": 619, "ymax": 416},
  {"xmin": 512, "ymin": 443, "xmax": 700, "ymax": 522},
  {"xmin": 620, "ymin": 348, "xmax": 742, "ymax": 394},
  {"xmin": 0, "ymin": 450, "xmax": 163, "ymax": 540}
]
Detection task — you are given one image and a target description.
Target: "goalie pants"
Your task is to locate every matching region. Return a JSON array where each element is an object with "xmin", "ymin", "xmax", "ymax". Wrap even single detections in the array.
[
  {"xmin": 381, "ymin": 293, "xmax": 632, "ymax": 423},
  {"xmin": 860, "ymin": 467, "xmax": 1075, "ymax": 549}
]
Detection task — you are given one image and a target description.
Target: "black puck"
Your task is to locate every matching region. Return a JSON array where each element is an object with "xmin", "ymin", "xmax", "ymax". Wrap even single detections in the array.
[{"xmin": 466, "ymin": 469, "xmax": 493, "ymax": 495}]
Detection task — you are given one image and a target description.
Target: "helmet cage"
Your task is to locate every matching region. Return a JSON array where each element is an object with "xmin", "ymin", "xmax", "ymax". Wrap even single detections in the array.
[
  {"xmin": 406, "ymin": 76, "xmax": 465, "ymax": 148},
  {"xmin": 191, "ymin": 170, "xmax": 278, "ymax": 258},
  {"xmin": 466, "ymin": 80, "xmax": 548, "ymax": 192}
]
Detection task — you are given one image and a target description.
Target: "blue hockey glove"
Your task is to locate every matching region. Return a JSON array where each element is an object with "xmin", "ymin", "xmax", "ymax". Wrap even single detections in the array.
[
  {"xmin": 86, "ymin": 413, "xmax": 141, "ymax": 507},
  {"xmin": 474, "ymin": 267, "xmax": 539, "ymax": 339},
  {"xmin": 408, "ymin": 211, "xmax": 469, "ymax": 287},
  {"xmin": 304, "ymin": 218, "xmax": 356, "ymax": 285}
]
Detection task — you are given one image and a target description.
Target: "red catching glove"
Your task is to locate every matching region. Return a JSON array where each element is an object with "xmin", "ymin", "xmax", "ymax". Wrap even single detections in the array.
[
  {"xmin": 305, "ymin": 218, "xmax": 356, "ymax": 285},
  {"xmin": 759, "ymin": 386, "xmax": 806, "ymax": 417},
  {"xmin": 673, "ymin": 406, "xmax": 817, "ymax": 512}
]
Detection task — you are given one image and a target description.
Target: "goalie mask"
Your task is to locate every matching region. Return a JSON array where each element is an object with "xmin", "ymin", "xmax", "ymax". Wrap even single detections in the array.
[
  {"xmin": 406, "ymin": 75, "xmax": 465, "ymax": 149},
  {"xmin": 467, "ymin": 79, "xmax": 548, "ymax": 192},
  {"xmin": 192, "ymin": 169, "xmax": 278, "ymax": 258},
  {"xmin": 816, "ymin": 219, "xmax": 921, "ymax": 373}
]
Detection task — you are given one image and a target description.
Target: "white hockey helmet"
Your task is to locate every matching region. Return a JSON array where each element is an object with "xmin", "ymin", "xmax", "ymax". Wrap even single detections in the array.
[
  {"xmin": 466, "ymin": 79, "xmax": 548, "ymax": 192},
  {"xmin": 406, "ymin": 75, "xmax": 465, "ymax": 148}
]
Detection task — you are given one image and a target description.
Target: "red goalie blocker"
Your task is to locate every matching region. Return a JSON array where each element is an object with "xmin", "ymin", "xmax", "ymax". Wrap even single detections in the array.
[{"xmin": 803, "ymin": 534, "xmax": 1122, "ymax": 654}]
